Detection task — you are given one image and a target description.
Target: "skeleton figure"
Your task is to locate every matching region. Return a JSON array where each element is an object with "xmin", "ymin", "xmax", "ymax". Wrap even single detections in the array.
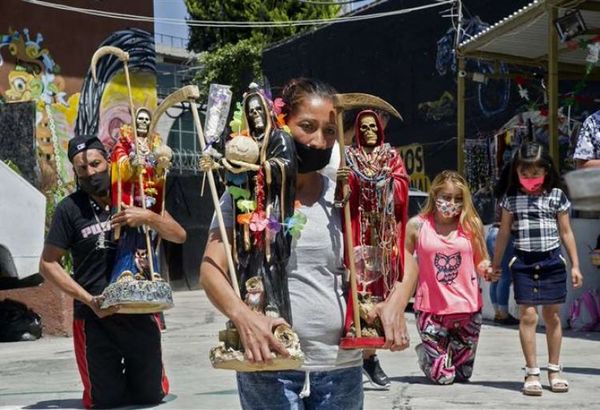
[
  {"xmin": 359, "ymin": 114, "xmax": 379, "ymax": 147},
  {"xmin": 342, "ymin": 110, "xmax": 410, "ymax": 338},
  {"xmin": 135, "ymin": 107, "xmax": 152, "ymax": 137},
  {"xmin": 223, "ymin": 86, "xmax": 298, "ymax": 325},
  {"xmin": 247, "ymin": 95, "xmax": 266, "ymax": 137},
  {"xmin": 108, "ymin": 106, "xmax": 168, "ymax": 285}
]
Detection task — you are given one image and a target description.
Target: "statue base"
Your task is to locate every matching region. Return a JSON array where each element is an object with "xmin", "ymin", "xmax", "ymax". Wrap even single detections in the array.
[
  {"xmin": 209, "ymin": 324, "xmax": 304, "ymax": 372},
  {"xmin": 340, "ymin": 335, "xmax": 386, "ymax": 350},
  {"xmin": 101, "ymin": 279, "xmax": 174, "ymax": 314}
]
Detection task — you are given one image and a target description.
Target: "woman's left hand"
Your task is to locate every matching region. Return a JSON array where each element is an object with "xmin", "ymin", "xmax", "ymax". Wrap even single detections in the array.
[
  {"xmin": 571, "ymin": 267, "xmax": 584, "ymax": 289},
  {"xmin": 367, "ymin": 300, "xmax": 410, "ymax": 352},
  {"xmin": 111, "ymin": 204, "xmax": 153, "ymax": 229}
]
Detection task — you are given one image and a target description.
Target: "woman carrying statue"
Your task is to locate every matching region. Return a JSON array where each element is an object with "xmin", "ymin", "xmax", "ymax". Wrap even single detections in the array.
[{"xmin": 201, "ymin": 78, "xmax": 410, "ymax": 408}]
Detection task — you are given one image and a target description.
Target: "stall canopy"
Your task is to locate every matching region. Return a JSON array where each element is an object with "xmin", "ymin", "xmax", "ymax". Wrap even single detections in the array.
[{"xmin": 456, "ymin": 0, "xmax": 600, "ymax": 172}]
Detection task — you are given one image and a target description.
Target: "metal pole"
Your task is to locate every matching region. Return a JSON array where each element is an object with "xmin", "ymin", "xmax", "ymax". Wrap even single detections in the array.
[
  {"xmin": 548, "ymin": 4, "xmax": 560, "ymax": 168},
  {"xmin": 457, "ymin": 57, "xmax": 466, "ymax": 175}
]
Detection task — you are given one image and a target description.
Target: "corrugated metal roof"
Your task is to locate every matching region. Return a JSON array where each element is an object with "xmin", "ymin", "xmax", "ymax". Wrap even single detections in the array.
[{"xmin": 458, "ymin": 0, "xmax": 600, "ymax": 66}]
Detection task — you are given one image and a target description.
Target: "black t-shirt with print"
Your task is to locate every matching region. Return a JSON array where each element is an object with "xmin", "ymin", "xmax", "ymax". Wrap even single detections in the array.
[{"xmin": 45, "ymin": 190, "xmax": 116, "ymax": 319}]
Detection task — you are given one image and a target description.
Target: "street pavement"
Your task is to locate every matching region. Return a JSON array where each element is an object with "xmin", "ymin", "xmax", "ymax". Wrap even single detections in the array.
[{"xmin": 1, "ymin": 289, "xmax": 599, "ymax": 409}]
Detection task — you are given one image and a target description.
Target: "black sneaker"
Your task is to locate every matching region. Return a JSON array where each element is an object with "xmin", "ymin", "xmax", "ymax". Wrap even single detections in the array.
[
  {"xmin": 362, "ymin": 355, "xmax": 391, "ymax": 389},
  {"xmin": 494, "ymin": 314, "xmax": 520, "ymax": 326}
]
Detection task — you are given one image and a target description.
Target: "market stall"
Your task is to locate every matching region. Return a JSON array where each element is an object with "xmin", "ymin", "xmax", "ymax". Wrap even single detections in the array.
[{"xmin": 456, "ymin": 0, "xmax": 600, "ymax": 326}]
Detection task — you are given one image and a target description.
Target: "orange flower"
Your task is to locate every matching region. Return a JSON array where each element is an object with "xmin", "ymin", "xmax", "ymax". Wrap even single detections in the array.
[
  {"xmin": 276, "ymin": 113, "xmax": 287, "ymax": 128},
  {"xmin": 237, "ymin": 213, "xmax": 252, "ymax": 225}
]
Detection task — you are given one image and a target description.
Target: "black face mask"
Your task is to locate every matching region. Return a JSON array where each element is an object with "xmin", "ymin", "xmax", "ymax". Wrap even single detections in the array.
[
  {"xmin": 294, "ymin": 140, "xmax": 333, "ymax": 174},
  {"xmin": 78, "ymin": 170, "xmax": 111, "ymax": 197}
]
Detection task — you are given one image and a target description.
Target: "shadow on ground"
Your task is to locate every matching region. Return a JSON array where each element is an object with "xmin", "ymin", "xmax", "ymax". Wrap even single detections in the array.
[
  {"xmin": 24, "ymin": 399, "xmax": 84, "ymax": 409},
  {"xmin": 389, "ymin": 375, "xmax": 523, "ymax": 393}
]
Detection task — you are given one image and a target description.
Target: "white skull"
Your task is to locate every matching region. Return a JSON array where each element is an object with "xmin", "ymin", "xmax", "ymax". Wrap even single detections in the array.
[
  {"xmin": 359, "ymin": 115, "xmax": 378, "ymax": 146},
  {"xmin": 135, "ymin": 109, "xmax": 151, "ymax": 136},
  {"xmin": 247, "ymin": 96, "xmax": 265, "ymax": 133}
]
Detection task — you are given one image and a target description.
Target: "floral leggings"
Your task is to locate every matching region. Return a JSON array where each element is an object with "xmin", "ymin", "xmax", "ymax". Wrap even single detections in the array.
[{"xmin": 414, "ymin": 310, "xmax": 482, "ymax": 385}]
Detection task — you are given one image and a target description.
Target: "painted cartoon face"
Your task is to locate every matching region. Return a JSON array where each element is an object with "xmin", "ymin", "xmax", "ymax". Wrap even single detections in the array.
[
  {"xmin": 359, "ymin": 114, "xmax": 378, "ymax": 146},
  {"xmin": 5, "ymin": 71, "xmax": 41, "ymax": 102}
]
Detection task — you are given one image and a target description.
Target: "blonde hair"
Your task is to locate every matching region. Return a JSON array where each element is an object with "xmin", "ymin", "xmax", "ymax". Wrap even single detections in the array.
[{"xmin": 419, "ymin": 170, "xmax": 488, "ymax": 261}]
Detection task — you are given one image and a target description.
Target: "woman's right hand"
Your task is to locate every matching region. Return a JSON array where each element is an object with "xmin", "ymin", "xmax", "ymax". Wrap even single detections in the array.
[{"xmin": 232, "ymin": 307, "xmax": 290, "ymax": 364}]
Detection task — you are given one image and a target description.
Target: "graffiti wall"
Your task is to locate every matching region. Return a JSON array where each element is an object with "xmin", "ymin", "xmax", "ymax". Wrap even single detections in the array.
[
  {"xmin": 0, "ymin": 27, "xmax": 156, "ymax": 195},
  {"xmin": 0, "ymin": 0, "xmax": 154, "ymax": 196}
]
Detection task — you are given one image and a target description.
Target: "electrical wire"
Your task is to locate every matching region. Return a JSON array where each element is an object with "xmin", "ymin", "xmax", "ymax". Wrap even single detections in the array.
[
  {"xmin": 298, "ymin": 0, "xmax": 369, "ymax": 4},
  {"xmin": 21, "ymin": 0, "xmax": 455, "ymax": 28}
]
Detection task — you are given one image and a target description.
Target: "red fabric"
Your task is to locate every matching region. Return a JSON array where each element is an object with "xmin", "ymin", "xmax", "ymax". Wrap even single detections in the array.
[
  {"xmin": 152, "ymin": 314, "xmax": 170, "ymax": 396},
  {"xmin": 73, "ymin": 320, "xmax": 93, "ymax": 409},
  {"xmin": 342, "ymin": 110, "xmax": 410, "ymax": 335},
  {"xmin": 110, "ymin": 133, "xmax": 163, "ymax": 214}
]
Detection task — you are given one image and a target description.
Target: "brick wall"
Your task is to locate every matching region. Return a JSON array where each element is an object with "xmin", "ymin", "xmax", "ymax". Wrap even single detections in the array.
[{"xmin": 0, "ymin": 282, "xmax": 73, "ymax": 337}]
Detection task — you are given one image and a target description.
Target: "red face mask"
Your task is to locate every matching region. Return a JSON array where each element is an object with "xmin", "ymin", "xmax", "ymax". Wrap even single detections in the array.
[{"xmin": 519, "ymin": 175, "xmax": 545, "ymax": 193}]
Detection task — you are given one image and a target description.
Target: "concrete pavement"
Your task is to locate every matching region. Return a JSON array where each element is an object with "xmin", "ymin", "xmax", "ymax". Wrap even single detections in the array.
[{"xmin": 1, "ymin": 289, "xmax": 599, "ymax": 409}]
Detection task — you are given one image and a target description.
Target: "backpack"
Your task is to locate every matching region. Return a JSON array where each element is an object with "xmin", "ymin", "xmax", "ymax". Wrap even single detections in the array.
[
  {"xmin": 569, "ymin": 289, "xmax": 600, "ymax": 332},
  {"xmin": 0, "ymin": 299, "xmax": 42, "ymax": 342}
]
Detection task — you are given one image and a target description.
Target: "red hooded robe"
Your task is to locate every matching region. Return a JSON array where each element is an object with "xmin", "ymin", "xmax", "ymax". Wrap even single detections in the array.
[{"xmin": 342, "ymin": 110, "xmax": 410, "ymax": 335}]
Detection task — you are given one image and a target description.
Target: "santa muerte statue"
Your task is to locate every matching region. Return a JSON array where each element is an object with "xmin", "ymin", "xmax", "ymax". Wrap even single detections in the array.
[
  {"xmin": 339, "ymin": 109, "xmax": 409, "ymax": 349},
  {"xmin": 205, "ymin": 84, "xmax": 304, "ymax": 371},
  {"xmin": 100, "ymin": 104, "xmax": 174, "ymax": 313},
  {"xmin": 85, "ymin": 44, "xmax": 174, "ymax": 314}
]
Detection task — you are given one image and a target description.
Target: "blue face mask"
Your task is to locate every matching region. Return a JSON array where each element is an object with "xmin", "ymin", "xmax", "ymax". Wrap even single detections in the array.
[{"xmin": 294, "ymin": 140, "xmax": 332, "ymax": 174}]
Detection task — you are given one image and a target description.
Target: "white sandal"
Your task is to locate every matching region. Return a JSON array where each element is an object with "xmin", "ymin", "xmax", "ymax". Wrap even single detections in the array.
[
  {"xmin": 523, "ymin": 367, "xmax": 543, "ymax": 396},
  {"xmin": 547, "ymin": 363, "xmax": 569, "ymax": 393}
]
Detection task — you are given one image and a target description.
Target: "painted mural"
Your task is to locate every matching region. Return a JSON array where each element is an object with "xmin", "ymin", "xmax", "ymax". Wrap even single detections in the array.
[
  {"xmin": 0, "ymin": 28, "xmax": 70, "ymax": 193},
  {"xmin": 0, "ymin": 27, "xmax": 156, "ymax": 199}
]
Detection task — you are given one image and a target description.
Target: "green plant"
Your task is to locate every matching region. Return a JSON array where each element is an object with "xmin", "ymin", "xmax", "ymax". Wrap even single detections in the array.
[
  {"xmin": 195, "ymin": 36, "xmax": 264, "ymax": 104},
  {"xmin": 185, "ymin": 0, "xmax": 339, "ymax": 101}
]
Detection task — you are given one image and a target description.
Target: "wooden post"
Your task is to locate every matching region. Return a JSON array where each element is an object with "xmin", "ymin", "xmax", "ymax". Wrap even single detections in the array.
[
  {"xmin": 548, "ymin": 4, "xmax": 560, "ymax": 169},
  {"xmin": 457, "ymin": 57, "xmax": 466, "ymax": 175},
  {"xmin": 335, "ymin": 109, "xmax": 362, "ymax": 339}
]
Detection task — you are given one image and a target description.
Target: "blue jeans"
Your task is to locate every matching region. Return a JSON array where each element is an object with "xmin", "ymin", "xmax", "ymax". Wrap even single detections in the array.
[
  {"xmin": 486, "ymin": 226, "xmax": 514, "ymax": 312},
  {"xmin": 236, "ymin": 367, "xmax": 363, "ymax": 410}
]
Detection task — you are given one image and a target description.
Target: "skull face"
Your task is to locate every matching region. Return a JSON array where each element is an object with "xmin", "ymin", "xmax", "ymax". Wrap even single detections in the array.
[
  {"xmin": 135, "ymin": 109, "xmax": 151, "ymax": 136},
  {"xmin": 359, "ymin": 115, "xmax": 379, "ymax": 146},
  {"xmin": 247, "ymin": 96, "xmax": 265, "ymax": 133}
]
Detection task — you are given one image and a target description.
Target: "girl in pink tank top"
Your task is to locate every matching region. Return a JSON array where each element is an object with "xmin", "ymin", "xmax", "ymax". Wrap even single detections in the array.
[{"xmin": 395, "ymin": 171, "xmax": 496, "ymax": 385}]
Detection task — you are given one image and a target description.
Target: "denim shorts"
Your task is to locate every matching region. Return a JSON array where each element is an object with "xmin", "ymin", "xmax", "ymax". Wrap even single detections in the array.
[
  {"xmin": 236, "ymin": 366, "xmax": 363, "ymax": 410},
  {"xmin": 509, "ymin": 248, "xmax": 567, "ymax": 305}
]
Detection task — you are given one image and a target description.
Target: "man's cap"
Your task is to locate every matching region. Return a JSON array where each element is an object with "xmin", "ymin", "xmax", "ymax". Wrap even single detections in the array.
[{"xmin": 67, "ymin": 135, "xmax": 107, "ymax": 162}]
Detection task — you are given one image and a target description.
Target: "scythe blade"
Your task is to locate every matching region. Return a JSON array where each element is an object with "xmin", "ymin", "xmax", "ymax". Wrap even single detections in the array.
[
  {"xmin": 90, "ymin": 46, "xmax": 130, "ymax": 83},
  {"xmin": 334, "ymin": 93, "xmax": 402, "ymax": 120},
  {"xmin": 148, "ymin": 85, "xmax": 200, "ymax": 136}
]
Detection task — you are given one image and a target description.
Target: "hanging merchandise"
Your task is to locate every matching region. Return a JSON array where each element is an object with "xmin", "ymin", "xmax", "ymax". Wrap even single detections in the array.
[{"xmin": 465, "ymin": 137, "xmax": 495, "ymax": 224}]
